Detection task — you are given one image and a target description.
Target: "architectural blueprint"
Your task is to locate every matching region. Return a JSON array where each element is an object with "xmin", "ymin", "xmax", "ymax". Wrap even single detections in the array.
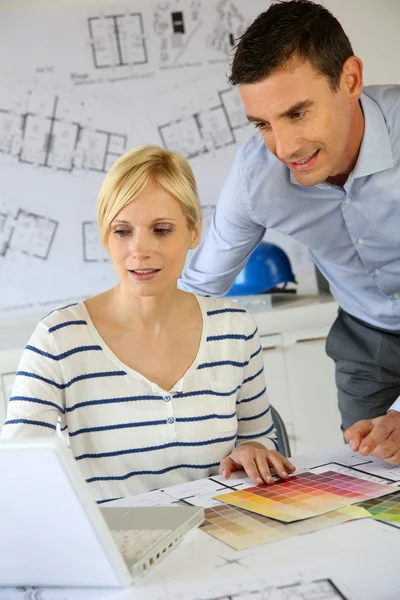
[
  {"xmin": 0, "ymin": 0, "xmax": 317, "ymax": 317},
  {"xmin": 0, "ymin": 79, "xmax": 128, "ymax": 174},
  {"xmin": 0, "ymin": 579, "xmax": 347, "ymax": 600},
  {"xmin": 0, "ymin": 1, "xmax": 266, "ymax": 86}
]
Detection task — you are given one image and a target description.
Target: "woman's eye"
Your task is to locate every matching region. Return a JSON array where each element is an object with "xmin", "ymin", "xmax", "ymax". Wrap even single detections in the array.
[
  {"xmin": 154, "ymin": 227, "xmax": 172, "ymax": 236},
  {"xmin": 114, "ymin": 229, "xmax": 130, "ymax": 237}
]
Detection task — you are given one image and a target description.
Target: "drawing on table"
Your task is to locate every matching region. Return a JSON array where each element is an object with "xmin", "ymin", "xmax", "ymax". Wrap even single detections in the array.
[
  {"xmin": 0, "ymin": 578, "xmax": 347, "ymax": 600},
  {"xmin": 214, "ymin": 554, "xmax": 252, "ymax": 569},
  {"xmin": 82, "ymin": 221, "xmax": 109, "ymax": 263},
  {"xmin": 158, "ymin": 88, "xmax": 249, "ymax": 159},
  {"xmin": 14, "ymin": 589, "xmax": 43, "ymax": 600},
  {"xmin": 201, "ymin": 503, "xmax": 369, "ymax": 550},
  {"xmin": 214, "ymin": 471, "xmax": 398, "ymax": 522},
  {"xmin": 198, "ymin": 578, "xmax": 347, "ymax": 599},
  {"xmin": 311, "ymin": 461, "xmax": 398, "ymax": 484},
  {"xmin": 109, "ymin": 471, "xmax": 369, "ymax": 550},
  {"xmin": 350, "ymin": 461, "xmax": 400, "ymax": 483},
  {"xmin": 206, "ymin": 0, "xmax": 246, "ymax": 55},
  {"xmin": 88, "ymin": 12, "xmax": 148, "ymax": 69},
  {"xmin": 0, "ymin": 586, "xmax": 106, "ymax": 600},
  {"xmin": 0, "ymin": 92, "xmax": 127, "ymax": 173},
  {"xmin": 111, "ymin": 474, "xmax": 254, "ymax": 510}
]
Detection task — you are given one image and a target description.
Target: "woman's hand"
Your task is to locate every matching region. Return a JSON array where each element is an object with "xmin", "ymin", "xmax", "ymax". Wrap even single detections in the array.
[{"xmin": 219, "ymin": 442, "xmax": 295, "ymax": 485}]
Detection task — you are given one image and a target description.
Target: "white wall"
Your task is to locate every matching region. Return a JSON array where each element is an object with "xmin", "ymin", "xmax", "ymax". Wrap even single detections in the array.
[{"xmin": 324, "ymin": 0, "xmax": 400, "ymax": 85}]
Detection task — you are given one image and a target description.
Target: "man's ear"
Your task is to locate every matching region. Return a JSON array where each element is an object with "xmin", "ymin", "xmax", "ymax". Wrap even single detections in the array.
[{"xmin": 341, "ymin": 55, "xmax": 363, "ymax": 103}]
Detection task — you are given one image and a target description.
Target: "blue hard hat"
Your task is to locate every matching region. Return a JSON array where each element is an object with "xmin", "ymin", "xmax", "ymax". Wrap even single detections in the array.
[{"xmin": 226, "ymin": 241, "xmax": 296, "ymax": 296}]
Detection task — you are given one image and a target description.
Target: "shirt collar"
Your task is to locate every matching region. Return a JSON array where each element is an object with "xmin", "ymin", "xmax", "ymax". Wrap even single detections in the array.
[
  {"xmin": 289, "ymin": 90, "xmax": 394, "ymax": 187},
  {"xmin": 353, "ymin": 91, "xmax": 394, "ymax": 178}
]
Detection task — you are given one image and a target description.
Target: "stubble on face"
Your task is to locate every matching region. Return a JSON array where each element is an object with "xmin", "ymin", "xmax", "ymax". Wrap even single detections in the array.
[{"xmin": 239, "ymin": 57, "xmax": 364, "ymax": 187}]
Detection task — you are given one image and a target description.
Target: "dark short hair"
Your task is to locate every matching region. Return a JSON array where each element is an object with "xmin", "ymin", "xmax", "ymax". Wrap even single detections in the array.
[{"xmin": 229, "ymin": 0, "xmax": 354, "ymax": 91}]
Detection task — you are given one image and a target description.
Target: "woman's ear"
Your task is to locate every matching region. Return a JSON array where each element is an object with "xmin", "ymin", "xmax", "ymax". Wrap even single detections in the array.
[{"xmin": 189, "ymin": 218, "xmax": 202, "ymax": 249}]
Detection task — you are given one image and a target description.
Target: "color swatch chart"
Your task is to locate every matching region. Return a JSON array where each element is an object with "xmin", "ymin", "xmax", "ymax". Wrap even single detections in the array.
[
  {"xmin": 358, "ymin": 489, "xmax": 400, "ymax": 526},
  {"xmin": 214, "ymin": 471, "xmax": 398, "ymax": 522},
  {"xmin": 201, "ymin": 502, "xmax": 369, "ymax": 550}
]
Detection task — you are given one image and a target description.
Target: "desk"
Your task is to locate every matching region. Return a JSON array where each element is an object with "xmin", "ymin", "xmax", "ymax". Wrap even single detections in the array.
[{"xmin": 1, "ymin": 445, "xmax": 399, "ymax": 600}]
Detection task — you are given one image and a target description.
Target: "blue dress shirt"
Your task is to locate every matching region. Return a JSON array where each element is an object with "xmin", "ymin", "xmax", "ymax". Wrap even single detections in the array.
[{"xmin": 180, "ymin": 85, "xmax": 400, "ymax": 333}]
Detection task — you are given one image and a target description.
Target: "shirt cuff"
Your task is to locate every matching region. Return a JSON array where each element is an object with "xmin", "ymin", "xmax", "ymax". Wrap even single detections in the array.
[{"xmin": 388, "ymin": 396, "xmax": 400, "ymax": 412}]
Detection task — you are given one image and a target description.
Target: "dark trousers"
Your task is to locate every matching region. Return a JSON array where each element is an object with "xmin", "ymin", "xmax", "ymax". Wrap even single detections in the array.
[{"xmin": 325, "ymin": 309, "xmax": 400, "ymax": 430}]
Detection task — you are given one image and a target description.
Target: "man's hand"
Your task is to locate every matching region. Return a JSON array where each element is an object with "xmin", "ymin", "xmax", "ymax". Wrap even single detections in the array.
[
  {"xmin": 344, "ymin": 411, "xmax": 400, "ymax": 464},
  {"xmin": 219, "ymin": 442, "xmax": 295, "ymax": 485}
]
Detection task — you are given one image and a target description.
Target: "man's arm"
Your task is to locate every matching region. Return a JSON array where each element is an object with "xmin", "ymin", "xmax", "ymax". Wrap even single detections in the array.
[
  {"xmin": 344, "ymin": 397, "xmax": 400, "ymax": 464},
  {"xmin": 179, "ymin": 154, "xmax": 266, "ymax": 296}
]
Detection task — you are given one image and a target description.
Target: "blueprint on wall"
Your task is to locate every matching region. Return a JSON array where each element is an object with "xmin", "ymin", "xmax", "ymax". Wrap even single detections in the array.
[{"xmin": 0, "ymin": 0, "xmax": 315, "ymax": 317}]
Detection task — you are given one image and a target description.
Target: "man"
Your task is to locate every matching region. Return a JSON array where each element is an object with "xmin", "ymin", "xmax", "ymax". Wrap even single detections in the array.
[{"xmin": 180, "ymin": 0, "xmax": 400, "ymax": 463}]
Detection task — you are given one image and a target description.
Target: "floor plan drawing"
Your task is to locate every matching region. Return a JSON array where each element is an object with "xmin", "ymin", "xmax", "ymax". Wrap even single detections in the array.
[
  {"xmin": 198, "ymin": 578, "xmax": 346, "ymax": 599},
  {"xmin": 88, "ymin": 12, "xmax": 148, "ymax": 69},
  {"xmin": 0, "ymin": 93, "xmax": 127, "ymax": 174},
  {"xmin": 0, "ymin": 210, "xmax": 12, "ymax": 257},
  {"xmin": 206, "ymin": 0, "xmax": 246, "ymax": 55},
  {"xmin": 82, "ymin": 221, "xmax": 109, "ymax": 263},
  {"xmin": 153, "ymin": 1, "xmax": 203, "ymax": 67},
  {"xmin": 311, "ymin": 459, "xmax": 400, "ymax": 485},
  {"xmin": 158, "ymin": 87, "xmax": 250, "ymax": 159},
  {"xmin": 0, "ymin": 209, "xmax": 58, "ymax": 261},
  {"xmin": 10, "ymin": 589, "xmax": 43, "ymax": 600},
  {"xmin": 0, "ymin": 578, "xmax": 347, "ymax": 600}
]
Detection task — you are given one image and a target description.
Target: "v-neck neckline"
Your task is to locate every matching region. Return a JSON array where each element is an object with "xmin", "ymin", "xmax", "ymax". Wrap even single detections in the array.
[{"xmin": 78, "ymin": 294, "xmax": 208, "ymax": 394}]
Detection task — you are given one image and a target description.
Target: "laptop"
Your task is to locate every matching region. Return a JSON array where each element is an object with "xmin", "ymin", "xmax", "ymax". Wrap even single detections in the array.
[{"xmin": 0, "ymin": 437, "xmax": 204, "ymax": 588}]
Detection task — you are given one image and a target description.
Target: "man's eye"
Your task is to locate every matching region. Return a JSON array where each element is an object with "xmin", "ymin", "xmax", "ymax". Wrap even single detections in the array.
[
  {"xmin": 254, "ymin": 122, "xmax": 269, "ymax": 131},
  {"xmin": 154, "ymin": 227, "xmax": 172, "ymax": 236},
  {"xmin": 291, "ymin": 111, "xmax": 305, "ymax": 120}
]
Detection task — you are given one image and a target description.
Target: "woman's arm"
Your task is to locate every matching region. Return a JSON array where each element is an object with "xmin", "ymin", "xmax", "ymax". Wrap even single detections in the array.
[
  {"xmin": 1, "ymin": 321, "xmax": 65, "ymax": 438},
  {"xmin": 235, "ymin": 315, "xmax": 278, "ymax": 450},
  {"xmin": 220, "ymin": 311, "xmax": 295, "ymax": 484}
]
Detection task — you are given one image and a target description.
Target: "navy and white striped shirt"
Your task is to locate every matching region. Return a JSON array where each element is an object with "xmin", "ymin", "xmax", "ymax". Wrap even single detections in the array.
[{"xmin": 1, "ymin": 295, "xmax": 277, "ymax": 503}]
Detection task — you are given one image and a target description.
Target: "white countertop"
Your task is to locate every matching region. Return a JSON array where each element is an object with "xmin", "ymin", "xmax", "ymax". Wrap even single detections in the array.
[{"xmin": 231, "ymin": 292, "xmax": 338, "ymax": 336}]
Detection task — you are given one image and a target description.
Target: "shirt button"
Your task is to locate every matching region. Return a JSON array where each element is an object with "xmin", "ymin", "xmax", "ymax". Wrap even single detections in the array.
[
  {"xmin": 394, "ymin": 293, "xmax": 399, "ymax": 300},
  {"xmin": 345, "ymin": 197, "xmax": 351, "ymax": 204},
  {"xmin": 375, "ymin": 269, "xmax": 381, "ymax": 276},
  {"xmin": 167, "ymin": 417, "xmax": 175, "ymax": 424},
  {"xmin": 164, "ymin": 395, "xmax": 171, "ymax": 402},
  {"xmin": 358, "ymin": 238, "xmax": 365, "ymax": 245}
]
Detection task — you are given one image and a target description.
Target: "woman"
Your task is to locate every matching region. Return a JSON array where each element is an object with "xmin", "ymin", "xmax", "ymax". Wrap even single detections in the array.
[{"xmin": 1, "ymin": 146, "xmax": 294, "ymax": 503}]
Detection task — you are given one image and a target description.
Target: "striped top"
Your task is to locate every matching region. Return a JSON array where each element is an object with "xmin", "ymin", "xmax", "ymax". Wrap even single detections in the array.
[{"xmin": 1, "ymin": 294, "xmax": 277, "ymax": 503}]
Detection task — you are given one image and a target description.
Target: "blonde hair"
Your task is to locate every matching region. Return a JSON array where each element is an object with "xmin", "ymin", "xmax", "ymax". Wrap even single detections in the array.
[{"xmin": 97, "ymin": 145, "xmax": 201, "ymax": 246}]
